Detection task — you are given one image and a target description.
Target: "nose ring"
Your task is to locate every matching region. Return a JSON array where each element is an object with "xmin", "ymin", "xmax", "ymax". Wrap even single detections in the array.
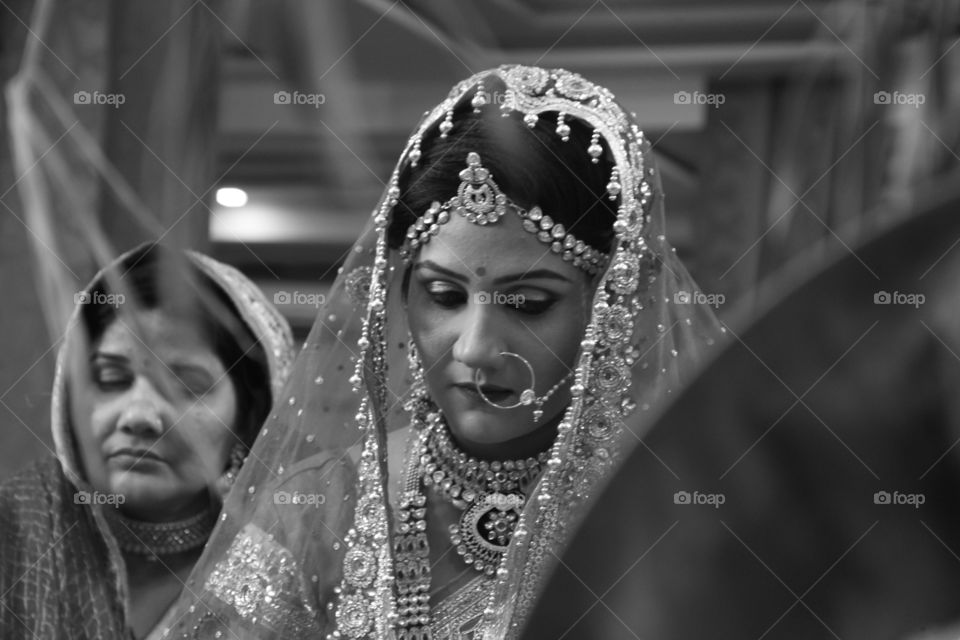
[{"xmin": 473, "ymin": 352, "xmax": 573, "ymax": 422}]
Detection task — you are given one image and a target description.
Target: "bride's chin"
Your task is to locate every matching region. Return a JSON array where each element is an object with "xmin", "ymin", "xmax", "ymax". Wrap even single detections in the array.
[
  {"xmin": 445, "ymin": 411, "xmax": 540, "ymax": 450},
  {"xmin": 446, "ymin": 412, "xmax": 509, "ymax": 444}
]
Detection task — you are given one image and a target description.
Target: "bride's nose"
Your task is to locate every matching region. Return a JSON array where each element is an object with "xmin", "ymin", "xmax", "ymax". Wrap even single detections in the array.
[{"xmin": 451, "ymin": 299, "xmax": 507, "ymax": 371}]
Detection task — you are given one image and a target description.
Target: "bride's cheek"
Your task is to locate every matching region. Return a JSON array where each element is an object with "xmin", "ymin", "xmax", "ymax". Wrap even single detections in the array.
[{"xmin": 411, "ymin": 323, "xmax": 448, "ymax": 371}]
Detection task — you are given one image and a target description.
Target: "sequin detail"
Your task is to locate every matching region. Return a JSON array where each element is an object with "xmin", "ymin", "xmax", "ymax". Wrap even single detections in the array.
[
  {"xmin": 205, "ymin": 523, "xmax": 319, "ymax": 634},
  {"xmin": 345, "ymin": 266, "xmax": 374, "ymax": 308}
]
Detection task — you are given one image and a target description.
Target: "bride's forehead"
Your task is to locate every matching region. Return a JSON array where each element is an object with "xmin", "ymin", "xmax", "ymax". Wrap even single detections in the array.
[{"xmin": 418, "ymin": 212, "xmax": 563, "ymax": 274}]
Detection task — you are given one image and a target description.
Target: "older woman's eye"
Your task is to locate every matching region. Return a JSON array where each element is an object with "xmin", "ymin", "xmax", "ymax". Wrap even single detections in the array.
[
  {"xmin": 93, "ymin": 366, "xmax": 132, "ymax": 391},
  {"xmin": 174, "ymin": 371, "xmax": 215, "ymax": 398}
]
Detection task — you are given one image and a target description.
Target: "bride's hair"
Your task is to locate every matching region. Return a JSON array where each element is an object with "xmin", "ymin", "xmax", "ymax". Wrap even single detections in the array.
[
  {"xmin": 388, "ymin": 86, "xmax": 618, "ymax": 256},
  {"xmin": 79, "ymin": 243, "xmax": 271, "ymax": 450}
]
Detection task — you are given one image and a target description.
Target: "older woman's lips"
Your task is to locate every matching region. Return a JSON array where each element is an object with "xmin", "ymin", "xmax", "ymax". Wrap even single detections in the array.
[{"xmin": 108, "ymin": 447, "xmax": 165, "ymax": 465}]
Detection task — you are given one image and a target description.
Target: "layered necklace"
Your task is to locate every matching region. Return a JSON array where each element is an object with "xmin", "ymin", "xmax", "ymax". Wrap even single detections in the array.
[
  {"xmin": 104, "ymin": 504, "xmax": 218, "ymax": 559},
  {"xmin": 392, "ymin": 408, "xmax": 549, "ymax": 637}
]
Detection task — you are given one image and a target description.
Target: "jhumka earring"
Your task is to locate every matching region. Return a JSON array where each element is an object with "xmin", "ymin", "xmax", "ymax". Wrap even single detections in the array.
[
  {"xmin": 404, "ymin": 338, "xmax": 429, "ymax": 411},
  {"xmin": 216, "ymin": 442, "xmax": 246, "ymax": 496},
  {"xmin": 474, "ymin": 351, "xmax": 573, "ymax": 422}
]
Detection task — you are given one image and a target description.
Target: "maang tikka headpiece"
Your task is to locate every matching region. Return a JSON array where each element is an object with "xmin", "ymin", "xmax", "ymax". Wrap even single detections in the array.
[{"xmin": 401, "ymin": 151, "xmax": 609, "ymax": 275}]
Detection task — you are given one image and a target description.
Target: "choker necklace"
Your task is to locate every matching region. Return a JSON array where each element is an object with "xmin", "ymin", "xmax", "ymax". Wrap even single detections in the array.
[
  {"xmin": 392, "ymin": 409, "xmax": 550, "ymax": 637},
  {"xmin": 421, "ymin": 414, "xmax": 548, "ymax": 575},
  {"xmin": 423, "ymin": 418, "xmax": 547, "ymax": 504},
  {"xmin": 104, "ymin": 505, "xmax": 218, "ymax": 558},
  {"xmin": 423, "ymin": 421, "xmax": 547, "ymax": 574}
]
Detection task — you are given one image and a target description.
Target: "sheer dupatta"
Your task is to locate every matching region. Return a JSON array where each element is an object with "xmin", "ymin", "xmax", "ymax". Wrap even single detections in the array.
[{"xmin": 159, "ymin": 66, "xmax": 727, "ymax": 640}]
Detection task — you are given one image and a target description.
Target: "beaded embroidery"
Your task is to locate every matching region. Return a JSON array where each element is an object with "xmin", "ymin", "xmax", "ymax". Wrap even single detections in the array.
[{"xmin": 205, "ymin": 523, "xmax": 320, "ymax": 634}]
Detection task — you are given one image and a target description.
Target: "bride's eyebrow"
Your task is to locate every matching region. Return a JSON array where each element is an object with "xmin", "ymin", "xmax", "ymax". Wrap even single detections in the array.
[
  {"xmin": 491, "ymin": 269, "xmax": 570, "ymax": 285},
  {"xmin": 414, "ymin": 260, "xmax": 571, "ymax": 286},
  {"xmin": 413, "ymin": 260, "xmax": 468, "ymax": 283}
]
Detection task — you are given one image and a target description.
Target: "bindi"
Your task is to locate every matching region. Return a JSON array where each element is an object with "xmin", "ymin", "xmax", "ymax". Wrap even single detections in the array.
[{"xmin": 475, "ymin": 266, "xmax": 487, "ymax": 277}]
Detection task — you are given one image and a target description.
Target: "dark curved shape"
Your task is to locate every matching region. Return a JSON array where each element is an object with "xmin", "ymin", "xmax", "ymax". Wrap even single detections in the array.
[{"xmin": 523, "ymin": 177, "xmax": 960, "ymax": 640}]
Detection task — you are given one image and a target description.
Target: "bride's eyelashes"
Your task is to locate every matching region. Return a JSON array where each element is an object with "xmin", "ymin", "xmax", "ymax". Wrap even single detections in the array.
[
  {"xmin": 510, "ymin": 297, "xmax": 556, "ymax": 315},
  {"xmin": 420, "ymin": 281, "xmax": 557, "ymax": 316},
  {"xmin": 423, "ymin": 281, "xmax": 464, "ymax": 308}
]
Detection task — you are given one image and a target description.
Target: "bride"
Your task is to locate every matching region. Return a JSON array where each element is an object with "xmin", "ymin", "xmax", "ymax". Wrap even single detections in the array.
[{"xmin": 158, "ymin": 65, "xmax": 724, "ymax": 640}]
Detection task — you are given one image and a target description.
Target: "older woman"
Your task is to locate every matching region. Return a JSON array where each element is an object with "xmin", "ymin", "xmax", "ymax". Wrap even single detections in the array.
[
  {"xmin": 0, "ymin": 242, "xmax": 294, "ymax": 639},
  {"xmin": 159, "ymin": 65, "xmax": 725, "ymax": 639}
]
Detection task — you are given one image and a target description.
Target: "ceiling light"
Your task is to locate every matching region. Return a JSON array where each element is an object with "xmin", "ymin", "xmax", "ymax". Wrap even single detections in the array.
[{"xmin": 216, "ymin": 187, "xmax": 248, "ymax": 208}]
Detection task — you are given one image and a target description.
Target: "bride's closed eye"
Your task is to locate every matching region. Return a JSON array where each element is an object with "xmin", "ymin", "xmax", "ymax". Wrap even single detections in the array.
[
  {"xmin": 422, "ymin": 281, "xmax": 556, "ymax": 316},
  {"xmin": 511, "ymin": 296, "xmax": 555, "ymax": 315},
  {"xmin": 423, "ymin": 281, "xmax": 466, "ymax": 308}
]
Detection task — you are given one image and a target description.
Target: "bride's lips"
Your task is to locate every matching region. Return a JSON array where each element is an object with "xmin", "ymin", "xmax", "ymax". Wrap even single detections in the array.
[{"xmin": 452, "ymin": 382, "xmax": 515, "ymax": 404}]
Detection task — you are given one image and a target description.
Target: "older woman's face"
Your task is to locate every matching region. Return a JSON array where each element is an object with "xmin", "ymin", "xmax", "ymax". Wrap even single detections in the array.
[
  {"xmin": 73, "ymin": 309, "xmax": 238, "ymax": 521},
  {"xmin": 406, "ymin": 210, "xmax": 593, "ymax": 458}
]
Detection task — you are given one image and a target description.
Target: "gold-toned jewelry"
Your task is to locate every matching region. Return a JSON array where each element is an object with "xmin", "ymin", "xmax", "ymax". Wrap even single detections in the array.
[
  {"xmin": 422, "ymin": 417, "xmax": 548, "ymax": 576},
  {"xmin": 215, "ymin": 442, "xmax": 246, "ymax": 496},
  {"xmin": 401, "ymin": 152, "xmax": 609, "ymax": 275},
  {"xmin": 104, "ymin": 505, "xmax": 218, "ymax": 558},
  {"xmin": 388, "ymin": 406, "xmax": 551, "ymax": 639},
  {"xmin": 473, "ymin": 351, "xmax": 574, "ymax": 422},
  {"xmin": 423, "ymin": 417, "xmax": 547, "ymax": 503},
  {"xmin": 392, "ymin": 417, "xmax": 433, "ymax": 637}
]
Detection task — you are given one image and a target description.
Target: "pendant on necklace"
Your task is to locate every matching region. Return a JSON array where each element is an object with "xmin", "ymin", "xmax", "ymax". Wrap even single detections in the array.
[{"xmin": 449, "ymin": 492, "xmax": 524, "ymax": 576}]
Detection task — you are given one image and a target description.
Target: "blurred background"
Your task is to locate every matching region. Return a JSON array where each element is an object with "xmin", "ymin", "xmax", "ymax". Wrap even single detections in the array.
[{"xmin": 1, "ymin": 0, "xmax": 958, "ymax": 475}]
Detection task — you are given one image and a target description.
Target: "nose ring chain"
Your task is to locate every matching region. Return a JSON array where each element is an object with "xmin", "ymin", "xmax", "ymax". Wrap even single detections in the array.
[{"xmin": 473, "ymin": 351, "xmax": 573, "ymax": 422}]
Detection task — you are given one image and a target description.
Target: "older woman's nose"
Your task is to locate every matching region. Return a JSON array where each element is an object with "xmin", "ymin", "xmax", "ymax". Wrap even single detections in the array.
[
  {"xmin": 116, "ymin": 378, "xmax": 169, "ymax": 437},
  {"xmin": 451, "ymin": 301, "xmax": 507, "ymax": 370}
]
